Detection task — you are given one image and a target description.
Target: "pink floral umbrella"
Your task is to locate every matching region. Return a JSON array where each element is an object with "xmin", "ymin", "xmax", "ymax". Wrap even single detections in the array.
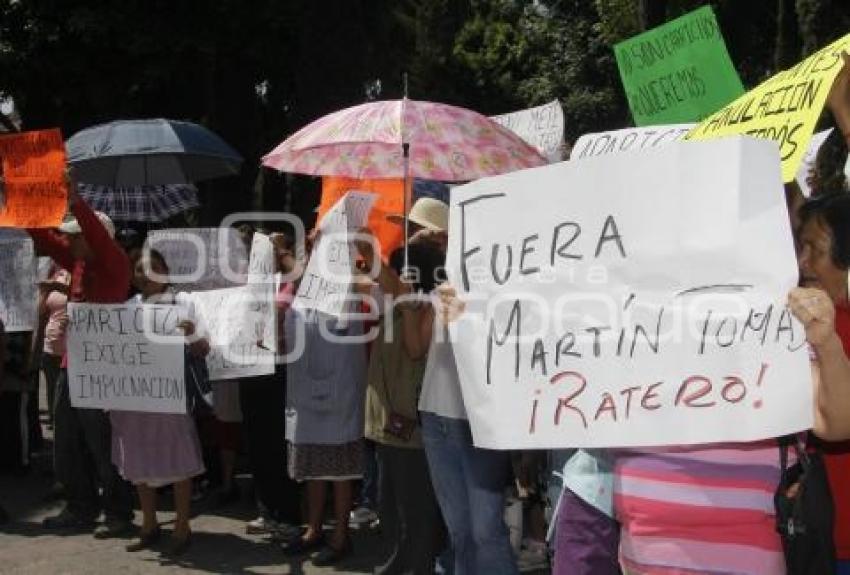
[
  {"xmin": 261, "ymin": 99, "xmax": 547, "ymax": 181},
  {"xmin": 262, "ymin": 98, "xmax": 547, "ymax": 271}
]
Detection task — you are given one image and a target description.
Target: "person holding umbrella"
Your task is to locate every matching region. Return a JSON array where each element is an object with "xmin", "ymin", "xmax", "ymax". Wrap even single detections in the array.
[{"xmin": 25, "ymin": 175, "xmax": 134, "ymax": 538}]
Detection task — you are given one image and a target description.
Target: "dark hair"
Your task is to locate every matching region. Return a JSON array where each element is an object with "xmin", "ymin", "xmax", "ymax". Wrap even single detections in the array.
[
  {"xmin": 388, "ymin": 243, "xmax": 446, "ymax": 294},
  {"xmin": 799, "ymin": 192, "xmax": 850, "ymax": 269},
  {"xmin": 140, "ymin": 248, "xmax": 170, "ymax": 275},
  {"xmin": 272, "ymin": 231, "xmax": 295, "ymax": 252},
  {"xmin": 116, "ymin": 228, "xmax": 143, "ymax": 251}
]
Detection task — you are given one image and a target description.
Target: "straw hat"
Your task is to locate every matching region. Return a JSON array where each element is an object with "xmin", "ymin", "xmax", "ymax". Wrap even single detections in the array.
[{"xmin": 387, "ymin": 197, "xmax": 448, "ymax": 232}]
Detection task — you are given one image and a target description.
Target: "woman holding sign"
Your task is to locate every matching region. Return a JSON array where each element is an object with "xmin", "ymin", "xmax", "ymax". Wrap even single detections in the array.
[
  {"xmin": 111, "ymin": 250, "xmax": 207, "ymax": 557},
  {"xmin": 797, "ymin": 192, "xmax": 850, "ymax": 575},
  {"xmin": 435, "ymin": 266, "xmax": 850, "ymax": 575}
]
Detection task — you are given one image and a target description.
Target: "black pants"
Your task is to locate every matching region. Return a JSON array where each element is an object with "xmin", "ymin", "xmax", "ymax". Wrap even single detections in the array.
[
  {"xmin": 0, "ymin": 390, "xmax": 27, "ymax": 472},
  {"xmin": 53, "ymin": 370, "xmax": 133, "ymax": 522},
  {"xmin": 239, "ymin": 366, "xmax": 301, "ymax": 524},
  {"xmin": 376, "ymin": 443, "xmax": 444, "ymax": 575},
  {"xmin": 42, "ymin": 354, "xmax": 62, "ymax": 423}
]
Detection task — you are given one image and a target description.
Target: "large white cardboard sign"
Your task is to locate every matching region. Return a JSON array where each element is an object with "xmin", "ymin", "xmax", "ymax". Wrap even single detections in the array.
[
  {"xmin": 66, "ymin": 303, "xmax": 187, "ymax": 413},
  {"xmin": 146, "ymin": 227, "xmax": 248, "ymax": 291},
  {"xmin": 190, "ymin": 232, "xmax": 277, "ymax": 380},
  {"xmin": 446, "ymin": 136, "xmax": 812, "ymax": 449},
  {"xmin": 571, "ymin": 124, "xmax": 694, "ymax": 160},
  {"xmin": 0, "ymin": 234, "xmax": 35, "ymax": 332},
  {"xmin": 293, "ymin": 191, "xmax": 376, "ymax": 317},
  {"xmin": 491, "ymin": 100, "xmax": 565, "ymax": 163}
]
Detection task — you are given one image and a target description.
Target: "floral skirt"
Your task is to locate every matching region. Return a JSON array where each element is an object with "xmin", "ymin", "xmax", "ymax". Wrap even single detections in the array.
[{"xmin": 287, "ymin": 440, "xmax": 364, "ymax": 482}]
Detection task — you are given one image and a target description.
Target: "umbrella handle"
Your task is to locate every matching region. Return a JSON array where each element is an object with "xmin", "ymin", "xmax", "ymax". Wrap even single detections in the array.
[{"xmin": 402, "ymin": 142, "xmax": 411, "ymax": 281}]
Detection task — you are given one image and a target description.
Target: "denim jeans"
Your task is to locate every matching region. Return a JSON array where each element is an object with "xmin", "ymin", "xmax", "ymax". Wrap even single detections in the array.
[{"xmin": 421, "ymin": 412, "xmax": 519, "ymax": 575}]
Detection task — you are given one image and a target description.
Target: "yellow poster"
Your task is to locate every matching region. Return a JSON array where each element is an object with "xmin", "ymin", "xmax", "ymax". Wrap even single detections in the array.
[{"xmin": 686, "ymin": 33, "xmax": 850, "ymax": 182}]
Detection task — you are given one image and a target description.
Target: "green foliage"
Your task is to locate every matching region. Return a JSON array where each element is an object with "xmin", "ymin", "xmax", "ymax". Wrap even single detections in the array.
[{"xmin": 1, "ymin": 0, "xmax": 848, "ymax": 215}]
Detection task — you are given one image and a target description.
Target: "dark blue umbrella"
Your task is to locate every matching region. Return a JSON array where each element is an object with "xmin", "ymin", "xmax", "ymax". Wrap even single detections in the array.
[{"xmin": 66, "ymin": 118, "xmax": 243, "ymax": 186}]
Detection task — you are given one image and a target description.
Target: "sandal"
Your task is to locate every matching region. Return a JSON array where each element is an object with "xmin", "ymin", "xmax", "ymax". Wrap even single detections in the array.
[
  {"xmin": 126, "ymin": 527, "xmax": 162, "ymax": 552},
  {"xmin": 312, "ymin": 538, "xmax": 352, "ymax": 566}
]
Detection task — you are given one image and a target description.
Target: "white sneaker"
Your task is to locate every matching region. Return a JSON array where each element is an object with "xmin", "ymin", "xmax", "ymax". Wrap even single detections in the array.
[
  {"xmin": 348, "ymin": 506, "xmax": 378, "ymax": 529},
  {"xmin": 246, "ymin": 516, "xmax": 277, "ymax": 535}
]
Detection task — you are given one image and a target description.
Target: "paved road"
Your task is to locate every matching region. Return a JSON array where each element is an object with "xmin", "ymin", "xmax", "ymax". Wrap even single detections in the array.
[
  {"xmin": 0, "ymin": 429, "xmax": 549, "ymax": 574},
  {"xmin": 0, "ymin": 462, "xmax": 387, "ymax": 575}
]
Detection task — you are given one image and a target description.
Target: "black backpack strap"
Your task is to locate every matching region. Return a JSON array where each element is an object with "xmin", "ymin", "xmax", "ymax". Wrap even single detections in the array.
[{"xmin": 778, "ymin": 434, "xmax": 792, "ymax": 478}]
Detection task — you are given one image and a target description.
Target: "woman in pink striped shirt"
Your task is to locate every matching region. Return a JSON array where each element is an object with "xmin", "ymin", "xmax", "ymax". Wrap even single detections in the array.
[{"xmin": 614, "ymin": 286, "xmax": 850, "ymax": 575}]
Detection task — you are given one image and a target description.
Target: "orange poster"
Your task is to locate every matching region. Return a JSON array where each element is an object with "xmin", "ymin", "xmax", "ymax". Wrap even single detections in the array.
[
  {"xmin": 320, "ymin": 176, "xmax": 406, "ymax": 261},
  {"xmin": 0, "ymin": 129, "xmax": 68, "ymax": 228}
]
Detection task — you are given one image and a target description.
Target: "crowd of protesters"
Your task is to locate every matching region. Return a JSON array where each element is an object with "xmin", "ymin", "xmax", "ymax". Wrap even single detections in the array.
[{"xmin": 3, "ymin": 50, "xmax": 850, "ymax": 575}]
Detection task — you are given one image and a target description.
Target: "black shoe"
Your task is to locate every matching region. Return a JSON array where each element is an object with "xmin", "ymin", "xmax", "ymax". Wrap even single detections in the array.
[
  {"xmin": 163, "ymin": 533, "xmax": 192, "ymax": 557},
  {"xmin": 42, "ymin": 510, "xmax": 96, "ymax": 530},
  {"xmin": 281, "ymin": 533, "xmax": 325, "ymax": 556},
  {"xmin": 126, "ymin": 527, "xmax": 162, "ymax": 552},
  {"xmin": 93, "ymin": 518, "xmax": 134, "ymax": 539},
  {"xmin": 312, "ymin": 539, "xmax": 352, "ymax": 566},
  {"xmin": 0, "ymin": 505, "xmax": 9, "ymax": 525},
  {"xmin": 213, "ymin": 486, "xmax": 240, "ymax": 508}
]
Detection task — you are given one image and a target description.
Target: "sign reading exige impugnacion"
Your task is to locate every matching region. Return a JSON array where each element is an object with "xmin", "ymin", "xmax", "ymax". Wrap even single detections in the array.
[
  {"xmin": 66, "ymin": 302, "xmax": 187, "ymax": 413},
  {"xmin": 445, "ymin": 136, "xmax": 812, "ymax": 449}
]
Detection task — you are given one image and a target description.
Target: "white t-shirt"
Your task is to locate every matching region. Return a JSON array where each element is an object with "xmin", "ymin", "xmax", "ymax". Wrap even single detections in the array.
[{"xmin": 417, "ymin": 324, "xmax": 467, "ymax": 420}]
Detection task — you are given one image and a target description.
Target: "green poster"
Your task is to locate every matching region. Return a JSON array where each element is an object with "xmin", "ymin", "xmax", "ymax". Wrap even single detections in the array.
[{"xmin": 614, "ymin": 5, "xmax": 744, "ymax": 126}]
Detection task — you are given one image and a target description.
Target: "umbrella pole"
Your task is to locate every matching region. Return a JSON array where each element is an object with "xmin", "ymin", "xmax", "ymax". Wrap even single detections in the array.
[{"xmin": 402, "ymin": 142, "xmax": 410, "ymax": 281}]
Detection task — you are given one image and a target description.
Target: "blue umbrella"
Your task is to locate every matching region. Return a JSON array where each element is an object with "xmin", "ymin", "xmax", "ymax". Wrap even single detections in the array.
[{"xmin": 66, "ymin": 118, "xmax": 243, "ymax": 186}]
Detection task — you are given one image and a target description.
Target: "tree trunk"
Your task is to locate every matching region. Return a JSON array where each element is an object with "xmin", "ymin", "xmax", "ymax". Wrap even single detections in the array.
[{"xmin": 774, "ymin": 0, "xmax": 801, "ymax": 70}]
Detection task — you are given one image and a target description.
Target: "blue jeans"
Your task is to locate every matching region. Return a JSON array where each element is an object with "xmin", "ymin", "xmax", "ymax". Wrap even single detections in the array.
[
  {"xmin": 838, "ymin": 560, "xmax": 850, "ymax": 575},
  {"xmin": 421, "ymin": 412, "xmax": 519, "ymax": 575}
]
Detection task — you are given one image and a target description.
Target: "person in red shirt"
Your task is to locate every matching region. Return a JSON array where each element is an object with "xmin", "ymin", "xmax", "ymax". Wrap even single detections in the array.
[
  {"xmin": 798, "ymin": 191, "xmax": 850, "ymax": 574},
  {"xmin": 27, "ymin": 181, "xmax": 134, "ymax": 538}
]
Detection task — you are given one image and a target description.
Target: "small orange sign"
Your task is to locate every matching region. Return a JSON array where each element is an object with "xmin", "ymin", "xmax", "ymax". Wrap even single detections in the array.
[{"xmin": 0, "ymin": 129, "xmax": 68, "ymax": 228}]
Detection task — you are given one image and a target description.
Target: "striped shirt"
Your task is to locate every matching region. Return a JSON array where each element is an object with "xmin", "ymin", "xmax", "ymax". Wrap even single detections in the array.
[{"xmin": 614, "ymin": 441, "xmax": 786, "ymax": 575}]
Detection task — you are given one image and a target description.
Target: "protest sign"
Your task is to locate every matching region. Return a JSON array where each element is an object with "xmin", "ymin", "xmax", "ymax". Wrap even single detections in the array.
[
  {"xmin": 614, "ymin": 6, "xmax": 744, "ymax": 126},
  {"xmin": 294, "ymin": 191, "xmax": 376, "ymax": 317},
  {"xmin": 686, "ymin": 33, "xmax": 850, "ymax": 182},
  {"xmin": 491, "ymin": 100, "xmax": 565, "ymax": 162},
  {"xmin": 248, "ymin": 231, "xmax": 277, "ymax": 358},
  {"xmin": 146, "ymin": 227, "xmax": 248, "ymax": 291},
  {"xmin": 445, "ymin": 136, "xmax": 811, "ymax": 449},
  {"xmin": 0, "ymin": 129, "xmax": 68, "ymax": 228},
  {"xmin": 190, "ymin": 285, "xmax": 276, "ymax": 380},
  {"xmin": 321, "ymin": 177, "xmax": 405, "ymax": 260},
  {"xmin": 36, "ymin": 256, "xmax": 53, "ymax": 283},
  {"xmin": 66, "ymin": 302, "xmax": 186, "ymax": 413},
  {"xmin": 0, "ymin": 235, "xmax": 35, "ymax": 332},
  {"xmin": 571, "ymin": 124, "xmax": 694, "ymax": 160},
  {"xmin": 795, "ymin": 128, "xmax": 833, "ymax": 197}
]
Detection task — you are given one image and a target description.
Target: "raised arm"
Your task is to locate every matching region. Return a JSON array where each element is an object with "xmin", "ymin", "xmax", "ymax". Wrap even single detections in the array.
[
  {"xmin": 351, "ymin": 227, "xmax": 407, "ymax": 298},
  {"xmin": 401, "ymin": 304, "xmax": 433, "ymax": 361},
  {"xmin": 27, "ymin": 229, "xmax": 74, "ymax": 272},
  {"xmin": 70, "ymin": 189, "xmax": 116, "ymax": 264},
  {"xmin": 827, "ymin": 52, "xmax": 850, "ymax": 147},
  {"xmin": 789, "ymin": 287, "xmax": 850, "ymax": 440}
]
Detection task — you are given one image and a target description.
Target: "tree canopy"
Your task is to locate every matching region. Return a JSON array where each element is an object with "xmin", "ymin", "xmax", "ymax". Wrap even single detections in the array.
[{"xmin": 1, "ymin": 0, "xmax": 848, "ymax": 222}]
